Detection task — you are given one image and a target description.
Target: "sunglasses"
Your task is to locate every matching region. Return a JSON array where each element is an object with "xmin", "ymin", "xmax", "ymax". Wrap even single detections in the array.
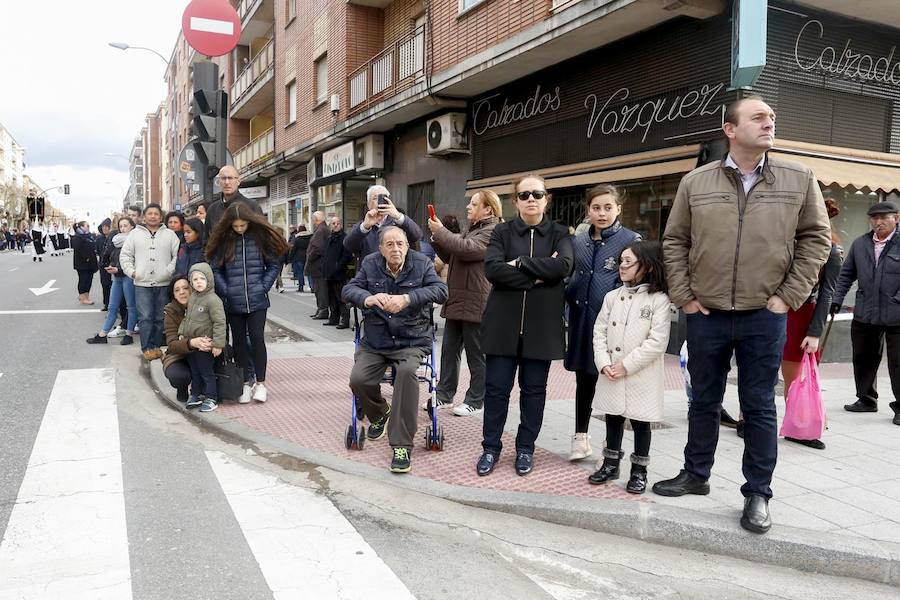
[{"xmin": 517, "ymin": 190, "xmax": 546, "ymax": 201}]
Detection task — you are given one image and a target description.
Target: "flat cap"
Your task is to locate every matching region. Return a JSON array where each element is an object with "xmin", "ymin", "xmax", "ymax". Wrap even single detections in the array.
[{"xmin": 868, "ymin": 201, "xmax": 899, "ymax": 216}]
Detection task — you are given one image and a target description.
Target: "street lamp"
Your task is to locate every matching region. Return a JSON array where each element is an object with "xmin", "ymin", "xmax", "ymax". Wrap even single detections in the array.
[{"xmin": 108, "ymin": 42, "xmax": 169, "ymax": 66}]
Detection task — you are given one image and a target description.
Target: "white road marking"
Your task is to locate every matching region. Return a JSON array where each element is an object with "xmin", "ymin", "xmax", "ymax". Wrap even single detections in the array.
[
  {"xmin": 206, "ymin": 451, "xmax": 416, "ymax": 600},
  {"xmin": 190, "ymin": 16, "xmax": 234, "ymax": 35},
  {"xmin": 8, "ymin": 267, "xmax": 17, "ymax": 271},
  {"xmin": 0, "ymin": 369, "xmax": 131, "ymax": 599},
  {"xmin": 0, "ymin": 309, "xmax": 100, "ymax": 315},
  {"xmin": 28, "ymin": 279, "xmax": 59, "ymax": 296}
]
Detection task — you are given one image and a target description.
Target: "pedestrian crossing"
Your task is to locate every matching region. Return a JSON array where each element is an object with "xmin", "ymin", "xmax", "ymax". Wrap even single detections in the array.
[{"xmin": 0, "ymin": 369, "xmax": 417, "ymax": 600}]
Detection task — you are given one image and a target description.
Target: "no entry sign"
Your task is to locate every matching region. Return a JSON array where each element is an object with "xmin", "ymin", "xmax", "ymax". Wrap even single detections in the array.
[{"xmin": 182, "ymin": 0, "xmax": 241, "ymax": 57}]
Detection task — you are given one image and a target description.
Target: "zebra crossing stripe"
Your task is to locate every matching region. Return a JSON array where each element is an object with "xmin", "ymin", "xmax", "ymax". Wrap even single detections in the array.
[
  {"xmin": 0, "ymin": 369, "xmax": 132, "ymax": 599},
  {"xmin": 206, "ymin": 451, "xmax": 417, "ymax": 600}
]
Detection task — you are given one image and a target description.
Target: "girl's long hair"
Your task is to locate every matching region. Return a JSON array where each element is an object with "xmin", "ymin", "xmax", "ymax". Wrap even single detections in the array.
[
  {"xmin": 624, "ymin": 240, "xmax": 667, "ymax": 295},
  {"xmin": 205, "ymin": 203, "xmax": 290, "ymax": 267}
]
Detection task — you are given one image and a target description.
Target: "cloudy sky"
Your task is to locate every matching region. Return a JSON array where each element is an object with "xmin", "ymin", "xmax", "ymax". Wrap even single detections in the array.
[{"xmin": 0, "ymin": 1, "xmax": 186, "ymax": 224}]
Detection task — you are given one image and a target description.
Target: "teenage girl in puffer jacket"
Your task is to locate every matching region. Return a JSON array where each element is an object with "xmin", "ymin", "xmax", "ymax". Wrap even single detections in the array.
[{"xmin": 206, "ymin": 204, "xmax": 290, "ymax": 404}]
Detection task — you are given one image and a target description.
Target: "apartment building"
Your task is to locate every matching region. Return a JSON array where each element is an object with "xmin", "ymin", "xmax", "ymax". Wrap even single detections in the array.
[
  {"xmin": 0, "ymin": 122, "xmax": 26, "ymax": 226},
  {"xmin": 127, "ymin": 137, "xmax": 144, "ymax": 209},
  {"xmin": 142, "ymin": 109, "xmax": 163, "ymax": 208},
  {"xmin": 159, "ymin": 0, "xmax": 900, "ymax": 241}
]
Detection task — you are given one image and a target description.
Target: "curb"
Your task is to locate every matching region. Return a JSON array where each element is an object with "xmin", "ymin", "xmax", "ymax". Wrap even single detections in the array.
[{"xmin": 145, "ymin": 357, "xmax": 900, "ymax": 586}]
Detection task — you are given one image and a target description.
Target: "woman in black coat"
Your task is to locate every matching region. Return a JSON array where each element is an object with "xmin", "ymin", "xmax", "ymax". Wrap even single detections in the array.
[
  {"xmin": 71, "ymin": 220, "xmax": 98, "ymax": 305},
  {"xmin": 476, "ymin": 174, "xmax": 574, "ymax": 477},
  {"xmin": 289, "ymin": 225, "xmax": 311, "ymax": 292}
]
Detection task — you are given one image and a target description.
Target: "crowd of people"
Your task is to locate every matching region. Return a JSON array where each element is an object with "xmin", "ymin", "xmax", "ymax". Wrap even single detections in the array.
[{"xmin": 59, "ymin": 96, "xmax": 900, "ymax": 536}]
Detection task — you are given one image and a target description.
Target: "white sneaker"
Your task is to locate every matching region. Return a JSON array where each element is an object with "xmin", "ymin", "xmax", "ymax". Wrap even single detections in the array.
[
  {"xmin": 452, "ymin": 403, "xmax": 483, "ymax": 417},
  {"xmin": 107, "ymin": 326, "xmax": 124, "ymax": 338},
  {"xmin": 133, "ymin": 325, "xmax": 140, "ymax": 333},
  {"xmin": 238, "ymin": 384, "xmax": 253, "ymax": 404},
  {"xmin": 252, "ymin": 382, "xmax": 267, "ymax": 403},
  {"xmin": 568, "ymin": 433, "xmax": 592, "ymax": 461}
]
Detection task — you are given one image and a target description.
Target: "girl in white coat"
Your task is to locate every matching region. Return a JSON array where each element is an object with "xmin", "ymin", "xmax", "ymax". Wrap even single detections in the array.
[{"xmin": 589, "ymin": 241, "xmax": 670, "ymax": 494}]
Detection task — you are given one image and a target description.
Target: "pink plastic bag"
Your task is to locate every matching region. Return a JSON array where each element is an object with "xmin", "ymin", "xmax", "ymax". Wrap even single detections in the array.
[{"xmin": 780, "ymin": 352, "xmax": 826, "ymax": 440}]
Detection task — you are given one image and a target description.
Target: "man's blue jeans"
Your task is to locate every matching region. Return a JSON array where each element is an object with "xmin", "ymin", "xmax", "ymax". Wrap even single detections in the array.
[
  {"xmin": 684, "ymin": 308, "xmax": 786, "ymax": 499},
  {"xmin": 135, "ymin": 285, "xmax": 168, "ymax": 351}
]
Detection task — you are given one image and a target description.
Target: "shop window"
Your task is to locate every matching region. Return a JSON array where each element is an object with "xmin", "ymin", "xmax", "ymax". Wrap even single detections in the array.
[
  {"xmin": 776, "ymin": 81, "xmax": 890, "ymax": 152},
  {"xmin": 408, "ymin": 181, "xmax": 434, "ymax": 230},
  {"xmin": 315, "ymin": 55, "xmax": 328, "ymax": 106}
]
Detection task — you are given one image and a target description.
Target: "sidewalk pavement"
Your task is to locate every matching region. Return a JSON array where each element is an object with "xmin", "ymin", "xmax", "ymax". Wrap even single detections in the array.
[{"xmin": 146, "ymin": 289, "xmax": 900, "ymax": 586}]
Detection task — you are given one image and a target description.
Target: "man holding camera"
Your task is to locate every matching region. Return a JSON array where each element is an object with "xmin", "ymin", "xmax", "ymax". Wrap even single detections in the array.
[{"xmin": 344, "ymin": 185, "xmax": 423, "ymax": 262}]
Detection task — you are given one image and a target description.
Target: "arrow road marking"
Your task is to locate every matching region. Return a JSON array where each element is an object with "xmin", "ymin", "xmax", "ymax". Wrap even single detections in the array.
[
  {"xmin": 28, "ymin": 279, "xmax": 59, "ymax": 296},
  {"xmin": 190, "ymin": 16, "xmax": 234, "ymax": 35}
]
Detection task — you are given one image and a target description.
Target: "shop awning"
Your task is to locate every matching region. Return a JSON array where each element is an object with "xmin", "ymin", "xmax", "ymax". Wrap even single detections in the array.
[
  {"xmin": 466, "ymin": 144, "xmax": 701, "ymax": 195},
  {"xmin": 772, "ymin": 140, "xmax": 900, "ymax": 193}
]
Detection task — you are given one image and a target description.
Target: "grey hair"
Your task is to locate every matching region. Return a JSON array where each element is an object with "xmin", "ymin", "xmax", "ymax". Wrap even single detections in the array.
[
  {"xmin": 367, "ymin": 185, "xmax": 389, "ymax": 203},
  {"xmin": 377, "ymin": 225, "xmax": 407, "ymax": 245},
  {"xmin": 312, "ymin": 211, "xmax": 324, "ymax": 222}
]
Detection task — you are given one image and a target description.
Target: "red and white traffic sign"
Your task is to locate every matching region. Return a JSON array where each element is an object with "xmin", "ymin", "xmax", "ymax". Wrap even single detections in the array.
[{"xmin": 181, "ymin": 0, "xmax": 241, "ymax": 57}]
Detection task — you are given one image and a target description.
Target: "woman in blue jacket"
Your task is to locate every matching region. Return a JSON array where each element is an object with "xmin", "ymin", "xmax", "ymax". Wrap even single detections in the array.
[
  {"xmin": 206, "ymin": 204, "xmax": 290, "ymax": 404},
  {"xmin": 564, "ymin": 184, "xmax": 640, "ymax": 462}
]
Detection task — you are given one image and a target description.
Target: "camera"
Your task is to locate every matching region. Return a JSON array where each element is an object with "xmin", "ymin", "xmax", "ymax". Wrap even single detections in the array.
[{"xmin": 377, "ymin": 194, "xmax": 390, "ymax": 208}]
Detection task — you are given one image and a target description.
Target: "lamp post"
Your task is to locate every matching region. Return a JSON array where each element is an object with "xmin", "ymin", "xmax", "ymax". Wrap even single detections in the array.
[{"xmin": 108, "ymin": 42, "xmax": 169, "ymax": 66}]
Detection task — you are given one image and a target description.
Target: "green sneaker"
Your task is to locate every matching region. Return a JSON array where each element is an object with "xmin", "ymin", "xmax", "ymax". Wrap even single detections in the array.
[
  {"xmin": 390, "ymin": 447, "xmax": 411, "ymax": 473},
  {"xmin": 366, "ymin": 406, "xmax": 391, "ymax": 440}
]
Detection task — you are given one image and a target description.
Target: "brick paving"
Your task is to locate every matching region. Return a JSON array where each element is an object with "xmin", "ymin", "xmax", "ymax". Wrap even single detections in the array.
[{"xmin": 218, "ymin": 356, "xmax": 645, "ymax": 500}]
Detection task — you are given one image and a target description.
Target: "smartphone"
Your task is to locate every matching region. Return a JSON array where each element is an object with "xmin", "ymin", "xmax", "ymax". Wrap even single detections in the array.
[
  {"xmin": 377, "ymin": 194, "xmax": 390, "ymax": 209},
  {"xmin": 427, "ymin": 204, "xmax": 436, "ymax": 220}
]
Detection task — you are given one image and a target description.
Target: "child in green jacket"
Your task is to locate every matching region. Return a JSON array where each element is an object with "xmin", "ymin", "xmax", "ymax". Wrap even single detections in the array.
[{"xmin": 178, "ymin": 262, "xmax": 227, "ymax": 412}]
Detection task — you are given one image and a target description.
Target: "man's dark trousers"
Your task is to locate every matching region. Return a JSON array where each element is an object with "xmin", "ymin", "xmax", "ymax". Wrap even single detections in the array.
[
  {"xmin": 684, "ymin": 308, "xmax": 786, "ymax": 499},
  {"xmin": 851, "ymin": 320, "xmax": 900, "ymax": 407}
]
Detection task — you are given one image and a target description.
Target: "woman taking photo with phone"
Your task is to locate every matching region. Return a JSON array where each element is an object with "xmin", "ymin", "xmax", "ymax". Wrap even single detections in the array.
[
  {"xmin": 476, "ymin": 174, "xmax": 574, "ymax": 477},
  {"xmin": 206, "ymin": 204, "xmax": 290, "ymax": 404}
]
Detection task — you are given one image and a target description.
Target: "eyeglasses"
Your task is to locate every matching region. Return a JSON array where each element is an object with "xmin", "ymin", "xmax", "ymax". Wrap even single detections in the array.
[
  {"xmin": 381, "ymin": 241, "xmax": 407, "ymax": 249},
  {"xmin": 517, "ymin": 190, "xmax": 546, "ymax": 201},
  {"xmin": 216, "ymin": 176, "xmax": 238, "ymax": 183}
]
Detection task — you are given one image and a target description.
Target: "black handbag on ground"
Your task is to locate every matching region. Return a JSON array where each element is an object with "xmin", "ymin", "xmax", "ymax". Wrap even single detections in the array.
[{"xmin": 214, "ymin": 329, "xmax": 244, "ymax": 401}]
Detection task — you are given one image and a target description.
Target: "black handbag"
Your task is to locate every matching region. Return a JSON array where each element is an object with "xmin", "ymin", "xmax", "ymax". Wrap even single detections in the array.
[{"xmin": 214, "ymin": 329, "xmax": 244, "ymax": 401}]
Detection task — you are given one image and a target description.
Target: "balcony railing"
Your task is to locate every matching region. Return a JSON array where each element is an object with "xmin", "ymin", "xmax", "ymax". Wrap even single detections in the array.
[
  {"xmin": 231, "ymin": 39, "xmax": 274, "ymax": 105},
  {"xmin": 238, "ymin": 0, "xmax": 262, "ymax": 20},
  {"xmin": 348, "ymin": 25, "xmax": 425, "ymax": 115},
  {"xmin": 234, "ymin": 127, "xmax": 275, "ymax": 173}
]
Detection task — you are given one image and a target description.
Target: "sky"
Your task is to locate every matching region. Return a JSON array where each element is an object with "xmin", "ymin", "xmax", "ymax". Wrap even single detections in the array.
[{"xmin": 0, "ymin": 1, "xmax": 187, "ymax": 225}]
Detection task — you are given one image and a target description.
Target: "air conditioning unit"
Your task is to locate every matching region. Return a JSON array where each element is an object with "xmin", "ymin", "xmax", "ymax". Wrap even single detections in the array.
[
  {"xmin": 426, "ymin": 112, "xmax": 469, "ymax": 156},
  {"xmin": 355, "ymin": 134, "xmax": 384, "ymax": 172}
]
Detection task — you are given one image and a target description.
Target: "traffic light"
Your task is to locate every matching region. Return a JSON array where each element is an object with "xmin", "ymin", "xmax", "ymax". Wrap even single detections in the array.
[
  {"xmin": 190, "ymin": 62, "xmax": 228, "ymax": 170},
  {"xmin": 63, "ymin": 184, "xmax": 70, "ymax": 194}
]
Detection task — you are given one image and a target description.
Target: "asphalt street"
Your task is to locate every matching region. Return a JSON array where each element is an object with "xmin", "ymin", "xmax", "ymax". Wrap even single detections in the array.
[{"xmin": 0, "ymin": 249, "xmax": 897, "ymax": 599}]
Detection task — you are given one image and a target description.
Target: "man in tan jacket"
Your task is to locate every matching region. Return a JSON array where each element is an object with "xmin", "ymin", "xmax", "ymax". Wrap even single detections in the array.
[
  {"xmin": 427, "ymin": 190, "xmax": 501, "ymax": 416},
  {"xmin": 657, "ymin": 97, "xmax": 831, "ymax": 534}
]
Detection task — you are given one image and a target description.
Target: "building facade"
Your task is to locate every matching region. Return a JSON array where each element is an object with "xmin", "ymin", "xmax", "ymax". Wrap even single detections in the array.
[{"xmin": 0, "ymin": 121, "xmax": 26, "ymax": 227}]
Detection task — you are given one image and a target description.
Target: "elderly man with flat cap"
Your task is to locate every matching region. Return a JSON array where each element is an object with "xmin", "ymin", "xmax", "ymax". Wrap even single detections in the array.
[{"xmin": 832, "ymin": 201, "xmax": 900, "ymax": 425}]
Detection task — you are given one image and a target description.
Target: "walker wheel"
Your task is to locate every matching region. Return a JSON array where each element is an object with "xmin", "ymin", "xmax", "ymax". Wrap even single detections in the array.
[
  {"xmin": 356, "ymin": 426, "xmax": 366, "ymax": 451},
  {"xmin": 424, "ymin": 426, "xmax": 433, "ymax": 450},
  {"xmin": 344, "ymin": 425, "xmax": 354, "ymax": 450},
  {"xmin": 437, "ymin": 427, "xmax": 445, "ymax": 451}
]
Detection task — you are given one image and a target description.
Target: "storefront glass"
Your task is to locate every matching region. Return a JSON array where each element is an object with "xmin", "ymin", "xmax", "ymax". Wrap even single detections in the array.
[
  {"xmin": 343, "ymin": 180, "xmax": 369, "ymax": 228},
  {"xmin": 317, "ymin": 183, "xmax": 343, "ymax": 223},
  {"xmin": 270, "ymin": 202, "xmax": 288, "ymax": 240}
]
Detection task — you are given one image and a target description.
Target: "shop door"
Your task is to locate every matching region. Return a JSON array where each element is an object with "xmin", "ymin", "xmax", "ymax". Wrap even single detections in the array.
[{"xmin": 407, "ymin": 181, "xmax": 434, "ymax": 230}]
